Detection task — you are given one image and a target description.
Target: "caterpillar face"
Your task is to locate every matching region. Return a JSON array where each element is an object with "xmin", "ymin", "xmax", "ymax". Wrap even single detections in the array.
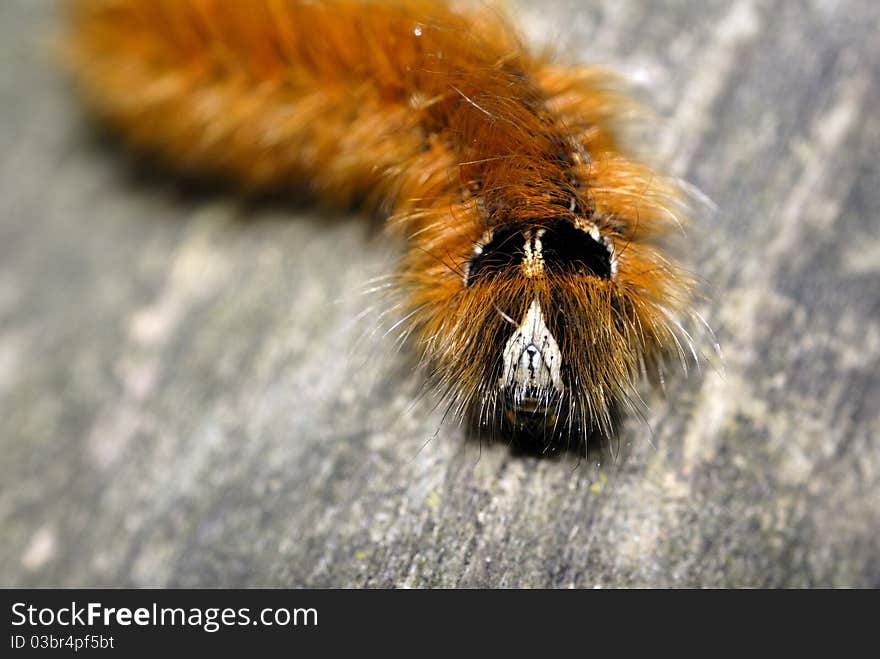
[
  {"xmin": 402, "ymin": 174, "xmax": 693, "ymax": 452},
  {"xmin": 465, "ymin": 217, "xmax": 615, "ymax": 410},
  {"xmin": 446, "ymin": 214, "xmax": 628, "ymax": 445}
]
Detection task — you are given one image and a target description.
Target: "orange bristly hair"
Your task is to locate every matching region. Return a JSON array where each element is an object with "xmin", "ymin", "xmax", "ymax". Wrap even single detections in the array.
[{"xmin": 66, "ymin": 0, "xmax": 696, "ymax": 452}]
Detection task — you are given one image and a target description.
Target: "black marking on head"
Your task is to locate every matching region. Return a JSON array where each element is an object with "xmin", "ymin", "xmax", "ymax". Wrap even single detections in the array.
[
  {"xmin": 540, "ymin": 218, "xmax": 612, "ymax": 279},
  {"xmin": 464, "ymin": 217, "xmax": 613, "ymax": 286},
  {"xmin": 463, "ymin": 226, "xmax": 521, "ymax": 286}
]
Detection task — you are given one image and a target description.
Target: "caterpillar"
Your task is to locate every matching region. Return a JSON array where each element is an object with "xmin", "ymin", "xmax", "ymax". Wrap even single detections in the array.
[{"xmin": 65, "ymin": 0, "xmax": 698, "ymax": 454}]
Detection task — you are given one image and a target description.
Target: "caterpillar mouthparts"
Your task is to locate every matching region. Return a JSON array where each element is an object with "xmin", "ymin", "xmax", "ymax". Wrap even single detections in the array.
[{"xmin": 65, "ymin": 0, "xmax": 700, "ymax": 454}]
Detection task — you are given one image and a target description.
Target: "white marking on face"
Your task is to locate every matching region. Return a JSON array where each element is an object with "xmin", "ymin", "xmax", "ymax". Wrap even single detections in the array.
[
  {"xmin": 521, "ymin": 228, "xmax": 546, "ymax": 278},
  {"xmin": 500, "ymin": 298, "xmax": 564, "ymax": 399},
  {"xmin": 463, "ymin": 228, "xmax": 495, "ymax": 285}
]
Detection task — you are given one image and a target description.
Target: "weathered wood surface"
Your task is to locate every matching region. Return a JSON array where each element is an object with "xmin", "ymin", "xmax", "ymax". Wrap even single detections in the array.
[{"xmin": 1, "ymin": 0, "xmax": 878, "ymax": 587}]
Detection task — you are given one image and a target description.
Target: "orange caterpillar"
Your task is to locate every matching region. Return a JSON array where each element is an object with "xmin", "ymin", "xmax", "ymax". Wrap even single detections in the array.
[{"xmin": 66, "ymin": 0, "xmax": 696, "ymax": 453}]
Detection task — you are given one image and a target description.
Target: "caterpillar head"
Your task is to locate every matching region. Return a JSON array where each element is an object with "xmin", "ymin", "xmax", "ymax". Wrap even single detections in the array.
[
  {"xmin": 401, "ymin": 196, "xmax": 693, "ymax": 454},
  {"xmin": 461, "ymin": 216, "xmax": 621, "ymax": 444}
]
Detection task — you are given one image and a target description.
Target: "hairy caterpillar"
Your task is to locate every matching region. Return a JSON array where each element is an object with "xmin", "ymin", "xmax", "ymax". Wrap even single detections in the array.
[{"xmin": 65, "ymin": 0, "xmax": 698, "ymax": 454}]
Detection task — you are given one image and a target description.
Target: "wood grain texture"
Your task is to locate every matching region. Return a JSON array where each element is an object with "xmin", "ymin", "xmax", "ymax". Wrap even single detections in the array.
[{"xmin": 1, "ymin": 0, "xmax": 878, "ymax": 587}]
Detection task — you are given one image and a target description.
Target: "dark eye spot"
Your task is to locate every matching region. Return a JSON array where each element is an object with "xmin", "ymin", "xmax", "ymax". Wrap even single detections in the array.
[
  {"xmin": 540, "ymin": 218, "xmax": 611, "ymax": 278},
  {"xmin": 464, "ymin": 226, "xmax": 521, "ymax": 286}
]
